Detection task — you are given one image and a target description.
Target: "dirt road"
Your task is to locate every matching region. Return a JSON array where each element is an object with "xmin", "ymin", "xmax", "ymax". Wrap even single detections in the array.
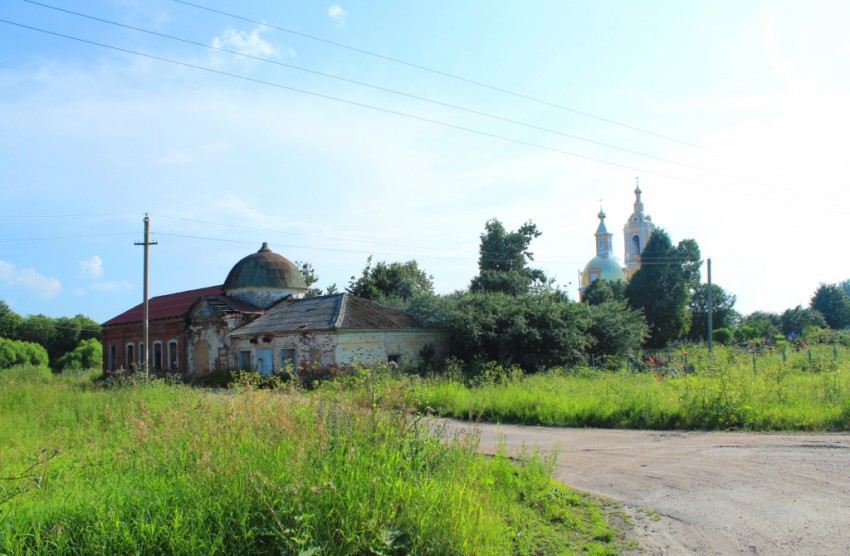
[{"xmin": 442, "ymin": 420, "xmax": 850, "ymax": 555}]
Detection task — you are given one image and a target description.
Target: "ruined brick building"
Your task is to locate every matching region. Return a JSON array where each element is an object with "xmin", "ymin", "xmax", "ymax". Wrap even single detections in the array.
[{"xmin": 101, "ymin": 243, "xmax": 447, "ymax": 376}]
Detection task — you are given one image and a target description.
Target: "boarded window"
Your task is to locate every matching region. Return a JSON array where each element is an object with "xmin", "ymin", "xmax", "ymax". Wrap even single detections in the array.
[
  {"xmin": 238, "ymin": 351, "xmax": 251, "ymax": 370},
  {"xmin": 280, "ymin": 348, "xmax": 297, "ymax": 374}
]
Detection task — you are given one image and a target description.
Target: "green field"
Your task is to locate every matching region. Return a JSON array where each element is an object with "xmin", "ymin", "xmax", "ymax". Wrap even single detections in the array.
[
  {"xmin": 415, "ymin": 345, "xmax": 850, "ymax": 431},
  {"xmin": 0, "ymin": 367, "xmax": 625, "ymax": 555}
]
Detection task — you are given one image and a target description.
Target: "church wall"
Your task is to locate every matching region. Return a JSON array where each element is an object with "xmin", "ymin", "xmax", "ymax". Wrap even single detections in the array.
[
  {"xmin": 102, "ymin": 318, "xmax": 186, "ymax": 373},
  {"xmin": 227, "ymin": 329, "xmax": 448, "ymax": 375}
]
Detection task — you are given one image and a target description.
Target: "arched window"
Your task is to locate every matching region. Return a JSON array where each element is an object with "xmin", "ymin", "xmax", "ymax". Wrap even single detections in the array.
[
  {"xmin": 152, "ymin": 341, "xmax": 163, "ymax": 371},
  {"xmin": 167, "ymin": 340, "xmax": 178, "ymax": 370},
  {"xmin": 632, "ymin": 235, "xmax": 641, "ymax": 255},
  {"xmin": 126, "ymin": 343, "xmax": 135, "ymax": 367}
]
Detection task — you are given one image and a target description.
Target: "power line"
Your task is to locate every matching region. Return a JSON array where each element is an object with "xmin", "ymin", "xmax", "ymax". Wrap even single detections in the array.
[
  {"xmin": 172, "ymin": 0, "xmax": 850, "ymax": 189},
  {"xmin": 0, "ymin": 232, "xmax": 138, "ymax": 242},
  {"xmin": 5, "ymin": 18, "xmax": 849, "ymax": 217},
  {"xmin": 23, "ymin": 1, "xmax": 839, "ymax": 199}
]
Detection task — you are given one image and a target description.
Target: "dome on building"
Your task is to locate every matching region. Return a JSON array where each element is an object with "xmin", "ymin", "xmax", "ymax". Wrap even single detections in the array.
[
  {"xmin": 223, "ymin": 243, "xmax": 307, "ymax": 308},
  {"xmin": 580, "ymin": 254, "xmax": 625, "ymax": 288}
]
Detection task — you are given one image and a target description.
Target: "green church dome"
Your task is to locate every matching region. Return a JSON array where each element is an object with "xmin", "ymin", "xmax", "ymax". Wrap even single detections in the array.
[
  {"xmin": 224, "ymin": 243, "xmax": 307, "ymax": 291},
  {"xmin": 581, "ymin": 255, "xmax": 625, "ymax": 288}
]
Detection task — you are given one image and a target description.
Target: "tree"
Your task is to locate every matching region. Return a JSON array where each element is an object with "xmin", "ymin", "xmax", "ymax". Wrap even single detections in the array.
[
  {"xmin": 586, "ymin": 300, "xmax": 648, "ymax": 362},
  {"xmin": 415, "ymin": 291, "xmax": 591, "ymax": 372},
  {"xmin": 14, "ymin": 313, "xmax": 100, "ymax": 368},
  {"xmin": 780, "ymin": 305, "xmax": 826, "ymax": 336},
  {"xmin": 737, "ymin": 311, "xmax": 781, "ymax": 341},
  {"xmin": 0, "ymin": 300, "xmax": 23, "ymax": 339},
  {"xmin": 296, "ymin": 261, "xmax": 324, "ymax": 298},
  {"xmin": 676, "ymin": 238, "xmax": 702, "ymax": 294},
  {"xmin": 348, "ymin": 257, "xmax": 434, "ymax": 302},
  {"xmin": 470, "ymin": 219, "xmax": 547, "ymax": 295},
  {"xmin": 580, "ymin": 278, "xmax": 627, "ymax": 306},
  {"xmin": 688, "ymin": 283, "xmax": 739, "ymax": 341},
  {"xmin": 810, "ymin": 283, "xmax": 850, "ymax": 329},
  {"xmin": 625, "ymin": 229, "xmax": 693, "ymax": 348},
  {"xmin": 56, "ymin": 338, "xmax": 103, "ymax": 371}
]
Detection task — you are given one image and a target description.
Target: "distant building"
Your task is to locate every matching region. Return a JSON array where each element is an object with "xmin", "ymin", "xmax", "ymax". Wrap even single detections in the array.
[
  {"xmin": 579, "ymin": 180, "xmax": 657, "ymax": 298},
  {"xmin": 101, "ymin": 243, "xmax": 446, "ymax": 376}
]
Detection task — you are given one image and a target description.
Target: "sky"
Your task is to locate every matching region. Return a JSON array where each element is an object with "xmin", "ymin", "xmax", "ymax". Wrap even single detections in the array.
[{"xmin": 2, "ymin": 0, "xmax": 850, "ymax": 324}]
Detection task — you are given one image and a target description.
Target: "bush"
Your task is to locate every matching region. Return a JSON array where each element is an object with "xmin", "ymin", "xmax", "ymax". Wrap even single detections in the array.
[
  {"xmin": 713, "ymin": 328, "xmax": 732, "ymax": 345},
  {"xmin": 0, "ymin": 337, "xmax": 49, "ymax": 369},
  {"xmin": 56, "ymin": 338, "xmax": 102, "ymax": 371}
]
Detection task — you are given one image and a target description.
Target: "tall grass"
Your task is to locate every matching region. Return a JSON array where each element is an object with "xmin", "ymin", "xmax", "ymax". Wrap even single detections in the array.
[
  {"xmin": 418, "ymin": 345, "xmax": 850, "ymax": 431},
  {"xmin": 0, "ymin": 367, "xmax": 624, "ymax": 555}
]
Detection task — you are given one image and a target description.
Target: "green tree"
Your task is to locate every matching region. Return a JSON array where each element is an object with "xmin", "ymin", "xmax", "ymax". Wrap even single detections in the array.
[
  {"xmin": 413, "ymin": 291, "xmax": 591, "ymax": 372},
  {"xmin": 470, "ymin": 219, "xmax": 547, "ymax": 295},
  {"xmin": 0, "ymin": 337, "xmax": 49, "ymax": 368},
  {"xmin": 0, "ymin": 300, "xmax": 23, "ymax": 339},
  {"xmin": 737, "ymin": 311, "xmax": 781, "ymax": 341},
  {"xmin": 625, "ymin": 229, "xmax": 693, "ymax": 348},
  {"xmin": 296, "ymin": 261, "xmax": 323, "ymax": 298},
  {"xmin": 688, "ymin": 283, "xmax": 739, "ymax": 341},
  {"xmin": 810, "ymin": 283, "xmax": 850, "ymax": 329},
  {"xmin": 780, "ymin": 305, "xmax": 826, "ymax": 336},
  {"xmin": 15, "ymin": 313, "xmax": 100, "ymax": 367},
  {"xmin": 348, "ymin": 257, "xmax": 434, "ymax": 303},
  {"xmin": 676, "ymin": 238, "xmax": 703, "ymax": 294},
  {"xmin": 56, "ymin": 338, "xmax": 103, "ymax": 371},
  {"xmin": 586, "ymin": 300, "xmax": 648, "ymax": 362},
  {"xmin": 580, "ymin": 278, "xmax": 627, "ymax": 306}
]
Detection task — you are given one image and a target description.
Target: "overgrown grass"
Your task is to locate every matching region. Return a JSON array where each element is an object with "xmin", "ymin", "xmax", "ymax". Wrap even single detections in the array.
[
  {"xmin": 417, "ymin": 346, "xmax": 850, "ymax": 431},
  {"xmin": 0, "ymin": 366, "xmax": 625, "ymax": 555}
]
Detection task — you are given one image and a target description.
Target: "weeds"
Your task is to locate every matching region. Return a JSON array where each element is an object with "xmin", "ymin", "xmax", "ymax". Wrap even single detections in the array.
[{"xmin": 0, "ymin": 366, "xmax": 625, "ymax": 555}]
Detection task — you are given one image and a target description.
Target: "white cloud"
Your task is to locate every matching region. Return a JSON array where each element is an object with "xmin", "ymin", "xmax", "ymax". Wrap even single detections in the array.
[
  {"xmin": 0, "ymin": 261, "xmax": 62, "ymax": 299},
  {"xmin": 80, "ymin": 255, "xmax": 104, "ymax": 278},
  {"xmin": 211, "ymin": 27, "xmax": 282, "ymax": 58},
  {"xmin": 328, "ymin": 4, "xmax": 348, "ymax": 27},
  {"xmin": 91, "ymin": 281, "xmax": 133, "ymax": 292}
]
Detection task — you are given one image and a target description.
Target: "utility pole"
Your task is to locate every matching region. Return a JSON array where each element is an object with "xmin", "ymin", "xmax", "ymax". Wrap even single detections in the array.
[
  {"xmin": 707, "ymin": 257, "xmax": 713, "ymax": 354},
  {"xmin": 135, "ymin": 214, "xmax": 157, "ymax": 380}
]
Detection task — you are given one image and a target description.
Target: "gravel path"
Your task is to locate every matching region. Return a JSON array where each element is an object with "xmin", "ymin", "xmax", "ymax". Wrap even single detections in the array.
[{"xmin": 441, "ymin": 420, "xmax": 850, "ymax": 555}]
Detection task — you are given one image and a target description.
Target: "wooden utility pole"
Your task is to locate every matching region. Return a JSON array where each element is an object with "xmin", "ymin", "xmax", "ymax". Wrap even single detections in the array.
[
  {"xmin": 135, "ymin": 215, "xmax": 157, "ymax": 380},
  {"xmin": 707, "ymin": 257, "xmax": 713, "ymax": 354}
]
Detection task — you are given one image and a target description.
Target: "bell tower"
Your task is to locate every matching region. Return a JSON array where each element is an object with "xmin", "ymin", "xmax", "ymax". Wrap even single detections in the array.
[{"xmin": 623, "ymin": 177, "xmax": 655, "ymax": 278}]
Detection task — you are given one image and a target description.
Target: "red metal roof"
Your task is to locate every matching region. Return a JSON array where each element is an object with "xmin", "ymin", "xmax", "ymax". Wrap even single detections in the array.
[{"xmin": 102, "ymin": 285, "xmax": 223, "ymax": 327}]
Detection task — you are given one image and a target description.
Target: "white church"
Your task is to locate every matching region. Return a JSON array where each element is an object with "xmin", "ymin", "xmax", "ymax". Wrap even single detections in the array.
[{"xmin": 579, "ymin": 179, "xmax": 656, "ymax": 297}]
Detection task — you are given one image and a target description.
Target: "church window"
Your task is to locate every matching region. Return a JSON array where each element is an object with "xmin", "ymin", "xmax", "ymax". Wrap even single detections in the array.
[
  {"xmin": 167, "ymin": 340, "xmax": 178, "ymax": 370},
  {"xmin": 632, "ymin": 235, "xmax": 641, "ymax": 255},
  {"xmin": 138, "ymin": 342, "xmax": 145, "ymax": 363},
  {"xmin": 109, "ymin": 345, "xmax": 117, "ymax": 371},
  {"xmin": 126, "ymin": 343, "xmax": 135, "ymax": 366},
  {"xmin": 152, "ymin": 341, "xmax": 163, "ymax": 371}
]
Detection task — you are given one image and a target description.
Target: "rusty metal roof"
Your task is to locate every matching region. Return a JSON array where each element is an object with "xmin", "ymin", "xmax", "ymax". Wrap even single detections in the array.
[
  {"xmin": 229, "ymin": 293, "xmax": 422, "ymax": 336},
  {"xmin": 223, "ymin": 242, "xmax": 307, "ymax": 291},
  {"xmin": 102, "ymin": 285, "xmax": 224, "ymax": 327}
]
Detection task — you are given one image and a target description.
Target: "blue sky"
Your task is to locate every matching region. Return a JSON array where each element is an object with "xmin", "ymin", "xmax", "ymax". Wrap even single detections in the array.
[{"xmin": 2, "ymin": 0, "xmax": 850, "ymax": 323}]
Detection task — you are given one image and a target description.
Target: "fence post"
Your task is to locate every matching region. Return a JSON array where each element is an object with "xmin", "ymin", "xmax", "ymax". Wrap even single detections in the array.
[
  {"xmin": 808, "ymin": 348, "xmax": 813, "ymax": 365},
  {"xmin": 834, "ymin": 345, "xmax": 838, "ymax": 361},
  {"xmin": 782, "ymin": 348, "xmax": 787, "ymax": 363},
  {"xmin": 627, "ymin": 351, "xmax": 631, "ymax": 373},
  {"xmin": 753, "ymin": 354, "xmax": 757, "ymax": 376}
]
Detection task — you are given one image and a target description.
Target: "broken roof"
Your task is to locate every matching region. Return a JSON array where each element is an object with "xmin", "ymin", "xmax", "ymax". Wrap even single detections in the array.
[
  {"xmin": 229, "ymin": 293, "xmax": 423, "ymax": 337},
  {"xmin": 102, "ymin": 285, "xmax": 224, "ymax": 327}
]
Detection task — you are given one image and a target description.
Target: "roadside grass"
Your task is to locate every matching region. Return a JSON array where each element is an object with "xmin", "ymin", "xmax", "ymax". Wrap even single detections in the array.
[
  {"xmin": 416, "ymin": 345, "xmax": 850, "ymax": 431},
  {"xmin": 0, "ymin": 367, "xmax": 625, "ymax": 555}
]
